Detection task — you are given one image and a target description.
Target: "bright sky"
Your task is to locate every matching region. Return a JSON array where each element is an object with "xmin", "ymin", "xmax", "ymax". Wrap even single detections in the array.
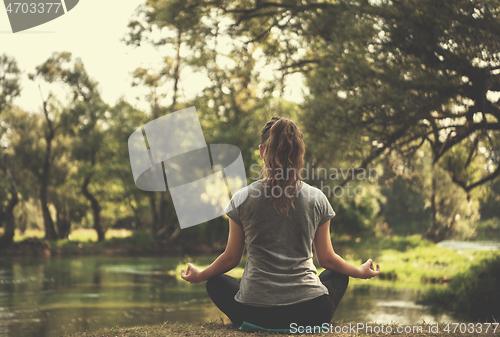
[{"xmin": 0, "ymin": 0, "xmax": 305, "ymax": 114}]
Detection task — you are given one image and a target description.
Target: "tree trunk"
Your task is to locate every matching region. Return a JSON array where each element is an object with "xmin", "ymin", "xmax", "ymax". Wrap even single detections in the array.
[
  {"xmin": 171, "ymin": 29, "xmax": 182, "ymax": 111},
  {"xmin": 40, "ymin": 181, "xmax": 57, "ymax": 240},
  {"xmin": 55, "ymin": 204, "xmax": 71, "ymax": 239},
  {"xmin": 128, "ymin": 197, "xmax": 142, "ymax": 230},
  {"xmin": 423, "ymin": 175, "xmax": 439, "ymax": 242},
  {"xmin": 40, "ymin": 100, "xmax": 58, "ymax": 240},
  {"xmin": 149, "ymin": 193, "xmax": 159, "ymax": 235},
  {"xmin": 0, "ymin": 172, "xmax": 19, "ymax": 246},
  {"xmin": 159, "ymin": 193, "xmax": 168, "ymax": 232},
  {"xmin": 156, "ymin": 192, "xmax": 177, "ymax": 241},
  {"xmin": 82, "ymin": 174, "xmax": 105, "ymax": 242}
]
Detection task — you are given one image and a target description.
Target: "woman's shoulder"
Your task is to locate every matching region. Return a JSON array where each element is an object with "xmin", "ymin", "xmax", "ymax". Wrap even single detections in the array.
[
  {"xmin": 295, "ymin": 181, "xmax": 330, "ymax": 205},
  {"xmin": 298, "ymin": 181, "xmax": 325, "ymax": 195},
  {"xmin": 229, "ymin": 180, "xmax": 263, "ymax": 206}
]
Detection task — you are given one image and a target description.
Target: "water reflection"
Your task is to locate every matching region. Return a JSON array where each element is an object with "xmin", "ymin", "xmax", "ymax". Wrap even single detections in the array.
[
  {"xmin": 0, "ymin": 256, "xmax": 458, "ymax": 337},
  {"xmin": 334, "ymin": 285, "xmax": 454, "ymax": 325}
]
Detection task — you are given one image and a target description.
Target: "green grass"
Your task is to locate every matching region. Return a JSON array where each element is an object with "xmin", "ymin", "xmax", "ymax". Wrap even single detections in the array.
[
  {"xmin": 337, "ymin": 234, "xmax": 433, "ymax": 252},
  {"xmin": 13, "ymin": 228, "xmax": 134, "ymax": 243},
  {"xmin": 325, "ymin": 235, "xmax": 498, "ymax": 289},
  {"xmin": 169, "ymin": 235, "xmax": 498, "ymax": 292},
  {"xmin": 420, "ymin": 255, "xmax": 500, "ymax": 321},
  {"xmin": 63, "ymin": 320, "xmax": 500, "ymax": 337},
  {"xmin": 1, "ymin": 228, "xmax": 158, "ymax": 255},
  {"xmin": 360, "ymin": 246, "xmax": 496, "ymax": 286},
  {"xmin": 475, "ymin": 218, "xmax": 500, "ymax": 240},
  {"xmin": 12, "ymin": 228, "xmax": 45, "ymax": 241}
]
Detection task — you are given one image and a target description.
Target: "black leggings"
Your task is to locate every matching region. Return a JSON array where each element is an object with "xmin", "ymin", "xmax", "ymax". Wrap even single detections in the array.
[{"xmin": 206, "ymin": 270, "xmax": 349, "ymax": 329}]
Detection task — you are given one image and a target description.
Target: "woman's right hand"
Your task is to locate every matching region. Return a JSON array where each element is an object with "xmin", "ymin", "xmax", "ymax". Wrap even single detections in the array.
[
  {"xmin": 358, "ymin": 259, "xmax": 380, "ymax": 279},
  {"xmin": 180, "ymin": 263, "xmax": 203, "ymax": 284}
]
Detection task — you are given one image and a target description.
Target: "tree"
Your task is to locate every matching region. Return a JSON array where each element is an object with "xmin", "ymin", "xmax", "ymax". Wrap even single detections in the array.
[
  {"xmin": 125, "ymin": 0, "xmax": 213, "ymax": 241},
  {"xmin": 2, "ymin": 106, "xmax": 56, "ymax": 240},
  {"xmin": 379, "ymin": 143, "xmax": 481, "ymax": 241},
  {"xmin": 129, "ymin": 66, "xmax": 175, "ymax": 239},
  {"xmin": 106, "ymin": 99, "xmax": 151, "ymax": 231},
  {"xmin": 191, "ymin": 0, "xmax": 500, "ymax": 240},
  {"xmin": 32, "ymin": 52, "xmax": 111, "ymax": 241},
  {"xmin": 199, "ymin": 0, "xmax": 500, "ymax": 193},
  {"xmin": 0, "ymin": 54, "xmax": 21, "ymax": 113},
  {"xmin": 0, "ymin": 54, "xmax": 21, "ymax": 245},
  {"xmin": 0, "ymin": 56, "xmax": 23, "ymax": 246}
]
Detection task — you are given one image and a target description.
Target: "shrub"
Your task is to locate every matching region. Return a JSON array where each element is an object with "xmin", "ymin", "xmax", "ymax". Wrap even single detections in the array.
[{"xmin": 420, "ymin": 254, "xmax": 500, "ymax": 321}]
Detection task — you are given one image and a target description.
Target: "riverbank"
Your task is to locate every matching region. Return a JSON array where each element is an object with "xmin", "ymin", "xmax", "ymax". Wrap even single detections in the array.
[
  {"xmin": 3, "ymin": 231, "xmax": 499, "ymax": 289},
  {"xmin": 2, "ymin": 234, "xmax": 499, "ymax": 336},
  {"xmin": 0, "ymin": 229, "xmax": 225, "ymax": 257},
  {"xmin": 64, "ymin": 321, "xmax": 500, "ymax": 336}
]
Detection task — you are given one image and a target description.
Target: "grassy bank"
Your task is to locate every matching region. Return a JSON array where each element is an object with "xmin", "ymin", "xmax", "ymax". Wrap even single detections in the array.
[
  {"xmin": 11, "ymin": 228, "xmax": 135, "ymax": 243},
  {"xmin": 1, "ymin": 228, "xmax": 223, "ymax": 256},
  {"xmin": 65, "ymin": 321, "xmax": 500, "ymax": 337},
  {"xmin": 420, "ymin": 255, "xmax": 500, "ymax": 321},
  {"xmin": 4, "ymin": 230, "xmax": 499, "ymax": 291},
  {"xmin": 171, "ymin": 235, "xmax": 499, "ymax": 290},
  {"xmin": 3, "ymin": 232, "xmax": 500, "ymax": 335}
]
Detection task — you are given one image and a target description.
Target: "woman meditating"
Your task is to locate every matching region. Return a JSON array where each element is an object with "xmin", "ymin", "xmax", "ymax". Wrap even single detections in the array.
[{"xmin": 181, "ymin": 117, "xmax": 380, "ymax": 329}]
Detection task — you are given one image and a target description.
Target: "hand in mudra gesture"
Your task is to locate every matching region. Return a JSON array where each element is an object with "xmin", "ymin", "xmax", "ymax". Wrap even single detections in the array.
[
  {"xmin": 358, "ymin": 259, "xmax": 380, "ymax": 279},
  {"xmin": 180, "ymin": 263, "xmax": 203, "ymax": 284}
]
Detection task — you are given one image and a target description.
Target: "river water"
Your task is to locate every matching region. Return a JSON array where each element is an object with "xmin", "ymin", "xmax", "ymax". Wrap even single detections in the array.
[{"xmin": 0, "ymin": 255, "xmax": 459, "ymax": 337}]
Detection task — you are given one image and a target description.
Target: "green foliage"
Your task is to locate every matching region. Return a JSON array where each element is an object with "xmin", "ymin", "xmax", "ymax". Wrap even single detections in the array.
[
  {"xmin": 0, "ymin": 54, "xmax": 22, "ymax": 245},
  {"xmin": 480, "ymin": 179, "xmax": 500, "ymax": 221},
  {"xmin": 103, "ymin": 231, "xmax": 155, "ymax": 249},
  {"xmin": 353, "ymin": 245, "xmax": 497, "ymax": 287},
  {"xmin": 420, "ymin": 254, "xmax": 500, "ymax": 321},
  {"xmin": 377, "ymin": 143, "xmax": 483, "ymax": 240},
  {"xmin": 330, "ymin": 198, "xmax": 376, "ymax": 236},
  {"xmin": 379, "ymin": 175, "xmax": 431, "ymax": 235},
  {"xmin": 0, "ymin": 53, "xmax": 21, "ymax": 113},
  {"xmin": 189, "ymin": 0, "xmax": 500, "ymax": 239},
  {"xmin": 50, "ymin": 231, "xmax": 155, "ymax": 250},
  {"xmin": 377, "ymin": 235, "xmax": 433, "ymax": 252},
  {"xmin": 3, "ymin": 0, "xmax": 500, "ymax": 246},
  {"xmin": 475, "ymin": 218, "xmax": 500, "ymax": 240}
]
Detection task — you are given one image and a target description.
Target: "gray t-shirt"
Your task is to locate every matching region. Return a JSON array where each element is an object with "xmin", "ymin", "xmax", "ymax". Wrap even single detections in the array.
[{"xmin": 224, "ymin": 180, "xmax": 336, "ymax": 306}]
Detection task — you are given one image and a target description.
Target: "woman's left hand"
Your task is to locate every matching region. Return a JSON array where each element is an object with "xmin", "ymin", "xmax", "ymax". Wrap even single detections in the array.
[
  {"xmin": 358, "ymin": 259, "xmax": 380, "ymax": 279},
  {"xmin": 180, "ymin": 263, "xmax": 203, "ymax": 284}
]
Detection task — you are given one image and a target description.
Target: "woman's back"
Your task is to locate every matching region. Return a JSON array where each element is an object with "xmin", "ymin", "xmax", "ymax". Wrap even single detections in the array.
[
  {"xmin": 180, "ymin": 116, "xmax": 379, "ymax": 329},
  {"xmin": 225, "ymin": 179, "xmax": 335, "ymax": 306}
]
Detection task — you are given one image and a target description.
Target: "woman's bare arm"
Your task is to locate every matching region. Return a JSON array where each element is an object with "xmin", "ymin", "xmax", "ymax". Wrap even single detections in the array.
[
  {"xmin": 313, "ymin": 220, "xmax": 380, "ymax": 279},
  {"xmin": 181, "ymin": 218, "xmax": 245, "ymax": 284}
]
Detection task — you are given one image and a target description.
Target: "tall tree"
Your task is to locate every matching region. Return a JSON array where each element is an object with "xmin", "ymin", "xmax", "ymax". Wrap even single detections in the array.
[
  {"xmin": 106, "ymin": 99, "xmax": 151, "ymax": 231},
  {"xmin": 198, "ymin": 0, "xmax": 500, "ymax": 192},
  {"xmin": 33, "ymin": 52, "xmax": 110, "ymax": 241},
  {"xmin": 0, "ymin": 54, "xmax": 21, "ymax": 245},
  {"xmin": 125, "ymin": 0, "xmax": 210, "ymax": 241},
  {"xmin": 186, "ymin": 0, "xmax": 500, "ymax": 240},
  {"xmin": 130, "ymin": 67, "xmax": 174, "ymax": 239}
]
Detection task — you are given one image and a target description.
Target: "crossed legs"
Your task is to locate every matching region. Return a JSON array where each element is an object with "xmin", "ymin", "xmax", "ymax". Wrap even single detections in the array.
[{"xmin": 205, "ymin": 270, "xmax": 349, "ymax": 328}]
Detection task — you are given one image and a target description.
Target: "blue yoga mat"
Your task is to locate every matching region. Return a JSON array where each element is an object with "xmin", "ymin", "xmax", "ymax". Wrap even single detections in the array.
[{"xmin": 239, "ymin": 321, "xmax": 294, "ymax": 333}]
